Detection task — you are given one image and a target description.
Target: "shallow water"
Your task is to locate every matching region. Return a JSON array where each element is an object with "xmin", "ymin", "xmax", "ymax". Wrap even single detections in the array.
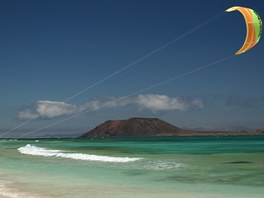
[{"xmin": 0, "ymin": 136, "xmax": 263, "ymax": 198}]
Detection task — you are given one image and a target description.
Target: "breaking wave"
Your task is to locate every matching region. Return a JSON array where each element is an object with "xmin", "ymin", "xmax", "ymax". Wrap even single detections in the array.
[
  {"xmin": 18, "ymin": 144, "xmax": 141, "ymax": 163},
  {"xmin": 144, "ymin": 160, "xmax": 184, "ymax": 170}
]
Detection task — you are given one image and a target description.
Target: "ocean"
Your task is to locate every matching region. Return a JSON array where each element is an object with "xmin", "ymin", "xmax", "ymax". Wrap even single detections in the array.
[{"xmin": 0, "ymin": 136, "xmax": 263, "ymax": 198}]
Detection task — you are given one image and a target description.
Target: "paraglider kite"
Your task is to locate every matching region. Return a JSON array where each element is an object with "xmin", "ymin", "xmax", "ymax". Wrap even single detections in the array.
[{"xmin": 226, "ymin": 6, "xmax": 262, "ymax": 55}]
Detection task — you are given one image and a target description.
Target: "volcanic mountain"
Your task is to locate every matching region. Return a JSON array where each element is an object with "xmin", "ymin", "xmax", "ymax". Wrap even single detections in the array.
[
  {"xmin": 80, "ymin": 117, "xmax": 264, "ymax": 137},
  {"xmin": 80, "ymin": 117, "xmax": 183, "ymax": 137}
]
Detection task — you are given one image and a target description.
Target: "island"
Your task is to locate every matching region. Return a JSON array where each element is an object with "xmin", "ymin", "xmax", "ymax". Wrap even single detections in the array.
[{"xmin": 80, "ymin": 117, "xmax": 264, "ymax": 137}]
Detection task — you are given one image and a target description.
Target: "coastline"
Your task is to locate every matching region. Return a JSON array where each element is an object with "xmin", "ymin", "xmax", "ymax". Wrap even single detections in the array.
[
  {"xmin": 1, "ymin": 137, "xmax": 263, "ymax": 198},
  {"xmin": 1, "ymin": 177, "xmax": 263, "ymax": 198}
]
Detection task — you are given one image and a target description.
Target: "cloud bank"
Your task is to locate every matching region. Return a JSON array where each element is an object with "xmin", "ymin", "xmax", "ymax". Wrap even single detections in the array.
[{"xmin": 18, "ymin": 94, "xmax": 204, "ymax": 120}]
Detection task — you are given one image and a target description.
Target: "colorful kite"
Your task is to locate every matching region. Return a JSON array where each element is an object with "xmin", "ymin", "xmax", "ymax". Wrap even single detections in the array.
[{"xmin": 226, "ymin": 6, "xmax": 262, "ymax": 55}]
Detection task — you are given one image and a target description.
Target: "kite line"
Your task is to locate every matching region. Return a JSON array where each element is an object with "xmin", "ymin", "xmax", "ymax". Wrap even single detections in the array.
[
  {"xmin": 18, "ymin": 54, "xmax": 234, "ymax": 138},
  {"xmin": 0, "ymin": 12, "xmax": 224, "ymax": 138}
]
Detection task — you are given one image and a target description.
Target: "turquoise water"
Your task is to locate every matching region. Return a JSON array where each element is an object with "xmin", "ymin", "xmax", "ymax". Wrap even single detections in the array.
[{"xmin": 0, "ymin": 136, "xmax": 263, "ymax": 198}]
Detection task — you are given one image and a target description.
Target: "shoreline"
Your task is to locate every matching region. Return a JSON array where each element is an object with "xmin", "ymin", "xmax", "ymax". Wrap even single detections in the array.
[
  {"xmin": 1, "ymin": 137, "xmax": 263, "ymax": 198},
  {"xmin": 1, "ymin": 134, "xmax": 264, "ymax": 140}
]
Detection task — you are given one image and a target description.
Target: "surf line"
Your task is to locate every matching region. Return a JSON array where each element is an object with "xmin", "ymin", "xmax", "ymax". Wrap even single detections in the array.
[
  {"xmin": 1, "ymin": 12, "xmax": 224, "ymax": 138},
  {"xmin": 18, "ymin": 55, "xmax": 234, "ymax": 138},
  {"xmin": 18, "ymin": 144, "xmax": 141, "ymax": 162}
]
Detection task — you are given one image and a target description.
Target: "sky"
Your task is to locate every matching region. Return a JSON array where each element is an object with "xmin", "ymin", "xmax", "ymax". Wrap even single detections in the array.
[{"xmin": 0, "ymin": 0, "xmax": 263, "ymax": 137}]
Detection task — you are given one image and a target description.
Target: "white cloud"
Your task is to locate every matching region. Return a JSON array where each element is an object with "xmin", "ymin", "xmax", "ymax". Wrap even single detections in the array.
[
  {"xmin": 191, "ymin": 98, "xmax": 204, "ymax": 109},
  {"xmin": 18, "ymin": 109, "xmax": 38, "ymax": 120},
  {"xmin": 35, "ymin": 101, "xmax": 77, "ymax": 118},
  {"xmin": 79, "ymin": 96, "xmax": 130, "ymax": 111},
  {"xmin": 18, "ymin": 94, "xmax": 204, "ymax": 120},
  {"xmin": 18, "ymin": 101, "xmax": 78, "ymax": 120},
  {"xmin": 136, "ymin": 94, "xmax": 188, "ymax": 112}
]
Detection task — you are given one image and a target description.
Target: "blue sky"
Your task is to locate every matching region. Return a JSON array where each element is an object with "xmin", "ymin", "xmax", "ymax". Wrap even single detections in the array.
[{"xmin": 0, "ymin": 0, "xmax": 263, "ymax": 137}]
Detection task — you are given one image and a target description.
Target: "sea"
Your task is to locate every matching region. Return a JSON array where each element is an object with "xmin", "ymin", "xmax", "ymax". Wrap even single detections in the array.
[{"xmin": 0, "ymin": 136, "xmax": 263, "ymax": 198}]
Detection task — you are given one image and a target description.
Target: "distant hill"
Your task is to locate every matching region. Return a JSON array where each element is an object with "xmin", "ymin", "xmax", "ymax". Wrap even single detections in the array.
[
  {"xmin": 80, "ymin": 117, "xmax": 264, "ymax": 137},
  {"xmin": 80, "ymin": 118, "xmax": 182, "ymax": 137}
]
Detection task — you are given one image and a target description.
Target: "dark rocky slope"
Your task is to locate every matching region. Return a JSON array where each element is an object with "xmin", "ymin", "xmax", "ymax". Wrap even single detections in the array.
[
  {"xmin": 81, "ymin": 118, "xmax": 182, "ymax": 137},
  {"xmin": 80, "ymin": 117, "xmax": 264, "ymax": 137}
]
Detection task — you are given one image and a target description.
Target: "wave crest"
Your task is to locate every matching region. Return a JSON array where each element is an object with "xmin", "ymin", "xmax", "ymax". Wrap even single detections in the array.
[{"xmin": 18, "ymin": 144, "xmax": 141, "ymax": 163}]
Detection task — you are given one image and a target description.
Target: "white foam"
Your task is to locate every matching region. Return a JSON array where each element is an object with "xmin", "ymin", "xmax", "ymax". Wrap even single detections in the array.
[
  {"xmin": 144, "ymin": 160, "xmax": 184, "ymax": 170},
  {"xmin": 18, "ymin": 144, "xmax": 141, "ymax": 163}
]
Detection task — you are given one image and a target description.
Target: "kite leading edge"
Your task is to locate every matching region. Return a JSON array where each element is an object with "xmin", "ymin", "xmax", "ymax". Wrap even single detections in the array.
[{"xmin": 226, "ymin": 6, "xmax": 262, "ymax": 55}]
